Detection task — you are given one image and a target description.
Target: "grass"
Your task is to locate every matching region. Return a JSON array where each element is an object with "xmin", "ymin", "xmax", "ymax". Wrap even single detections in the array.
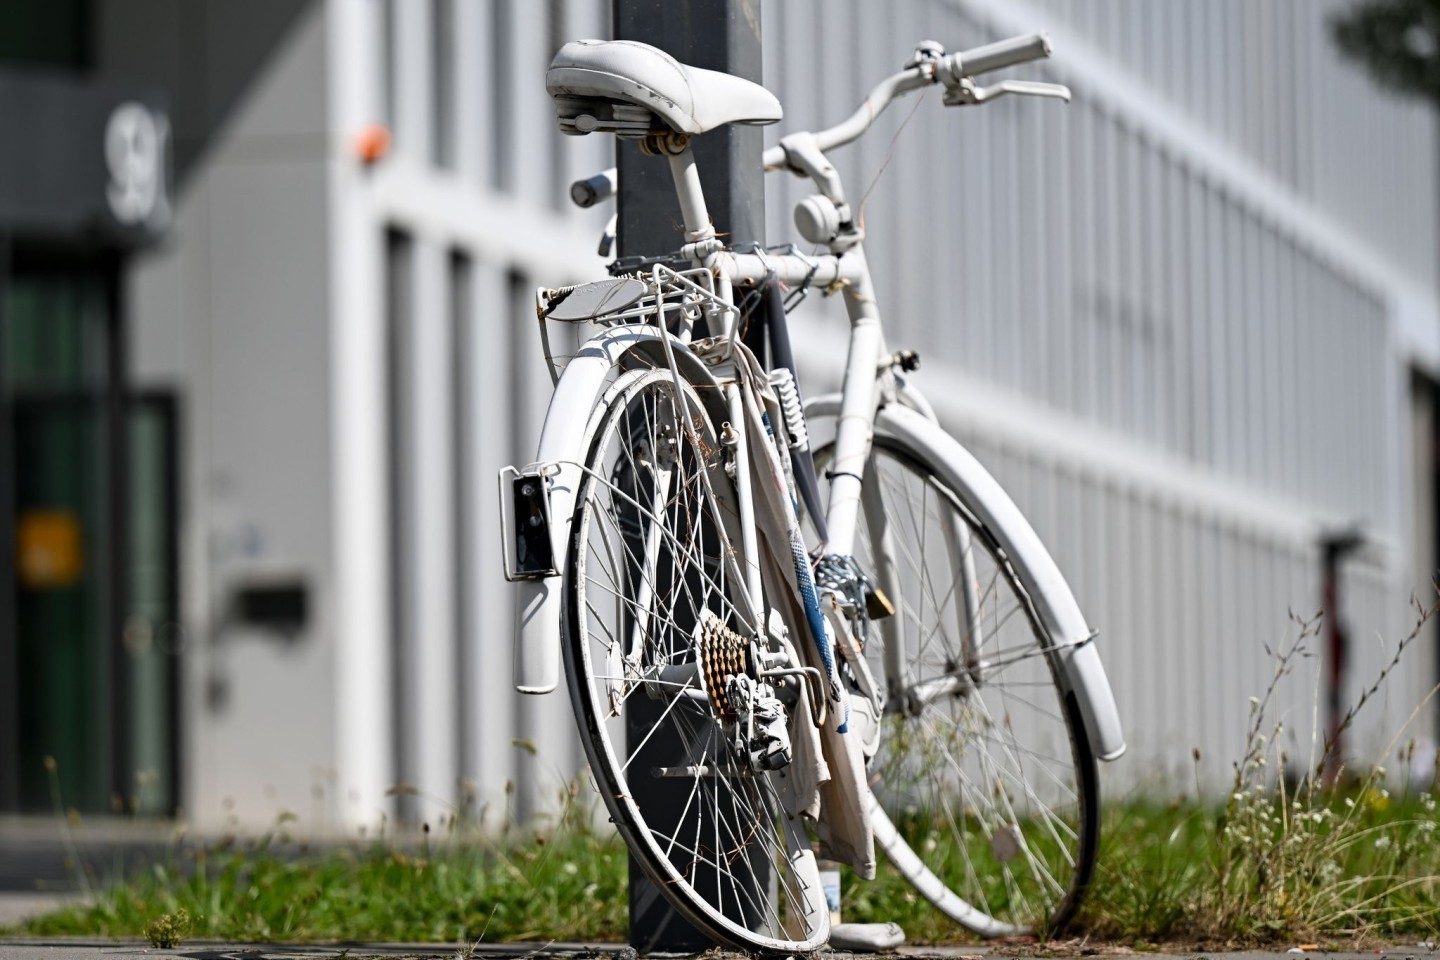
[
  {"xmin": 14, "ymin": 789, "xmax": 1435, "ymax": 947},
  {"xmin": 1076, "ymin": 606, "xmax": 1440, "ymax": 947},
  {"xmin": 12, "ymin": 816, "xmax": 630, "ymax": 944},
  {"xmin": 1077, "ymin": 791, "xmax": 1440, "ymax": 946},
  {"xmin": 7, "ymin": 611, "xmax": 1438, "ymax": 948},
  {"xmin": 8, "ymin": 783, "xmax": 631, "ymax": 945},
  {"xmin": 829, "ymin": 793, "xmax": 1439, "ymax": 947}
]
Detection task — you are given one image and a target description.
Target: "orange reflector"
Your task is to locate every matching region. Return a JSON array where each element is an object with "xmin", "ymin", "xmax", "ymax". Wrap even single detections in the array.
[{"xmin": 355, "ymin": 123, "xmax": 391, "ymax": 165}]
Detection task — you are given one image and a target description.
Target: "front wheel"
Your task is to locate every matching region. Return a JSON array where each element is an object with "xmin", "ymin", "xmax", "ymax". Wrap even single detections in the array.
[
  {"xmin": 563, "ymin": 365, "xmax": 829, "ymax": 953},
  {"xmin": 813, "ymin": 426, "xmax": 1100, "ymax": 936}
]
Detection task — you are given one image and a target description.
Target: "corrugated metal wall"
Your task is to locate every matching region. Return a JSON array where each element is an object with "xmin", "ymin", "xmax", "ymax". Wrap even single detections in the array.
[
  {"xmin": 330, "ymin": 0, "xmax": 615, "ymax": 828},
  {"xmin": 763, "ymin": 0, "xmax": 1431, "ymax": 791},
  {"xmin": 332, "ymin": 0, "xmax": 1437, "ymax": 825},
  {"xmin": 1026, "ymin": 0, "xmax": 1439, "ymax": 296}
]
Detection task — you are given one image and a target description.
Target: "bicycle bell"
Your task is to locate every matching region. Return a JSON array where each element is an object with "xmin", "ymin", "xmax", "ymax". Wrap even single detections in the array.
[{"xmin": 794, "ymin": 194, "xmax": 842, "ymax": 245}]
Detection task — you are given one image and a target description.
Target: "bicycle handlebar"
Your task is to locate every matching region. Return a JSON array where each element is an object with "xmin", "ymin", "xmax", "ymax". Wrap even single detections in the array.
[
  {"xmin": 945, "ymin": 33, "xmax": 1052, "ymax": 80},
  {"xmin": 567, "ymin": 33, "xmax": 1057, "ymax": 209},
  {"xmin": 763, "ymin": 33, "xmax": 1054, "ymax": 163},
  {"xmin": 759, "ymin": 67, "xmax": 931, "ymax": 166}
]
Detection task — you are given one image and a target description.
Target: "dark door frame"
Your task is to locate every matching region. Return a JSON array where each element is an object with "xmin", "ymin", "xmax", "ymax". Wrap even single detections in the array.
[{"xmin": 0, "ymin": 231, "xmax": 14, "ymax": 811}]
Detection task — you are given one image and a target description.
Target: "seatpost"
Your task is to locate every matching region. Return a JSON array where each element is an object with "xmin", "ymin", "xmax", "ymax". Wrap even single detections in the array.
[{"xmin": 647, "ymin": 137, "xmax": 715, "ymax": 243}]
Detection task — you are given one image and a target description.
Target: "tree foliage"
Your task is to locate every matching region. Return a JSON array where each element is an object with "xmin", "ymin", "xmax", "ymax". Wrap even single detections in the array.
[{"xmin": 1333, "ymin": 0, "xmax": 1440, "ymax": 108}]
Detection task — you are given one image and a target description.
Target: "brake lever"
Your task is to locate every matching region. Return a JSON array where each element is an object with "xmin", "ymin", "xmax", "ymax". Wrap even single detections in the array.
[
  {"xmin": 598, "ymin": 213, "xmax": 617, "ymax": 258},
  {"xmin": 942, "ymin": 77, "xmax": 1072, "ymax": 107}
]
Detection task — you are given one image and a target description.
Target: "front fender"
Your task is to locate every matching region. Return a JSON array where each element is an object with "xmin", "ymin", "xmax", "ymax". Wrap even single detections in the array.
[{"xmin": 803, "ymin": 395, "xmax": 1126, "ymax": 761}]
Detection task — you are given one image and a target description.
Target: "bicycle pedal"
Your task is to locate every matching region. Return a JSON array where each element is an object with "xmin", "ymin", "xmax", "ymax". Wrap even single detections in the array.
[{"xmin": 865, "ymin": 586, "xmax": 895, "ymax": 620}]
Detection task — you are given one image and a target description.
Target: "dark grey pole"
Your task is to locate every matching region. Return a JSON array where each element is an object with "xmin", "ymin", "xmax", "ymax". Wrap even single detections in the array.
[
  {"xmin": 614, "ymin": 1, "xmax": 765, "ymax": 262},
  {"xmin": 611, "ymin": 1, "xmax": 767, "ymax": 951}
]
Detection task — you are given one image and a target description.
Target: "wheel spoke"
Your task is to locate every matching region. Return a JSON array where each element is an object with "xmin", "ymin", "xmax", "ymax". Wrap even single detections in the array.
[{"xmin": 565, "ymin": 370, "xmax": 823, "ymax": 953}]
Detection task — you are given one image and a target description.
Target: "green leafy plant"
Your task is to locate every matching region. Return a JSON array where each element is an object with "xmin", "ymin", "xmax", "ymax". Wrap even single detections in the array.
[{"xmin": 143, "ymin": 907, "xmax": 192, "ymax": 948}]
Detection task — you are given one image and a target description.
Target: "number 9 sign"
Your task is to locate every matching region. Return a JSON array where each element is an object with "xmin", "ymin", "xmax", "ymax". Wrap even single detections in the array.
[{"xmin": 105, "ymin": 101, "xmax": 170, "ymax": 228}]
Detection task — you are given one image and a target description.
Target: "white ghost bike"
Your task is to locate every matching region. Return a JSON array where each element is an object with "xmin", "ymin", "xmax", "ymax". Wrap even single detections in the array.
[{"xmin": 500, "ymin": 31, "xmax": 1126, "ymax": 954}]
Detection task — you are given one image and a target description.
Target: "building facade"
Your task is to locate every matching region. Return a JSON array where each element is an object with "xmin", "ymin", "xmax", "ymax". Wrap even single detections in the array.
[
  {"xmin": 2, "ymin": 0, "xmax": 1436, "ymax": 830},
  {"xmin": 0, "ymin": 2, "xmax": 179, "ymax": 817}
]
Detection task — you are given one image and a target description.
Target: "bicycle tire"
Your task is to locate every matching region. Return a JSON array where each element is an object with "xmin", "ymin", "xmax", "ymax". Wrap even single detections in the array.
[
  {"xmin": 812, "ymin": 427, "xmax": 1099, "ymax": 937},
  {"xmin": 562, "ymin": 364, "xmax": 830, "ymax": 953}
]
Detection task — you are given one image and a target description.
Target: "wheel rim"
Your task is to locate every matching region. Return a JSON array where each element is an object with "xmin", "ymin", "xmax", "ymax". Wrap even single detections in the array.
[
  {"xmin": 565, "ymin": 369, "xmax": 828, "ymax": 952},
  {"xmin": 819, "ymin": 436, "xmax": 1097, "ymax": 935}
]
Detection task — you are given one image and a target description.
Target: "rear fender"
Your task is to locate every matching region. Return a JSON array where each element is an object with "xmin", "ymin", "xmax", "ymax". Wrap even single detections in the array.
[{"xmin": 511, "ymin": 327, "xmax": 724, "ymax": 693}]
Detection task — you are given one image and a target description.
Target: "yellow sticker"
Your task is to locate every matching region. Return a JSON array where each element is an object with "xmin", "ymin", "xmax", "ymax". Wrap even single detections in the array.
[{"xmin": 17, "ymin": 510, "xmax": 84, "ymax": 588}]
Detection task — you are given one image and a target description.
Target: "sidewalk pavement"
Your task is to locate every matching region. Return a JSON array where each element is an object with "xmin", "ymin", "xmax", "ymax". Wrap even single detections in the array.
[
  {"xmin": 0, "ymin": 895, "xmax": 83, "ymax": 929},
  {"xmin": 0, "ymin": 939, "xmax": 1434, "ymax": 960}
]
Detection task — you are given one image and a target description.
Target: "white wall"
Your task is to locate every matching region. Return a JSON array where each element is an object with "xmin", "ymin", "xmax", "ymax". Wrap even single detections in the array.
[
  {"xmin": 327, "ymin": 0, "xmax": 616, "ymax": 831},
  {"xmin": 103, "ymin": 0, "xmax": 339, "ymax": 830}
]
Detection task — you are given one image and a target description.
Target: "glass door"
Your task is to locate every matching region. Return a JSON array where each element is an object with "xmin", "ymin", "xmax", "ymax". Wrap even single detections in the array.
[
  {"xmin": 1, "ymin": 253, "xmax": 178, "ymax": 815},
  {"xmin": 6, "ymin": 265, "xmax": 112, "ymax": 813},
  {"xmin": 123, "ymin": 395, "xmax": 179, "ymax": 816}
]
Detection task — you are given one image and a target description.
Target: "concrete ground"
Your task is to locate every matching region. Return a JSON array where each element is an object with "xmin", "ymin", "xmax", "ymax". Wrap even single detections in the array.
[
  {"xmin": 0, "ymin": 895, "xmax": 83, "ymax": 929},
  {"xmin": 0, "ymin": 942, "xmax": 1435, "ymax": 960},
  {"xmin": 0, "ymin": 815, "xmax": 177, "ymax": 936}
]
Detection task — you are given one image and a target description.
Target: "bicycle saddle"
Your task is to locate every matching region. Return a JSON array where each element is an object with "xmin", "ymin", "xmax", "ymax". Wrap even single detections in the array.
[{"xmin": 547, "ymin": 39, "xmax": 783, "ymax": 136}]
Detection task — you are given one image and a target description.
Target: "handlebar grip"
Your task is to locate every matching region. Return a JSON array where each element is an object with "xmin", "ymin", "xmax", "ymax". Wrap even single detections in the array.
[
  {"xmin": 950, "ymin": 33, "xmax": 1052, "ymax": 78},
  {"xmin": 570, "ymin": 169, "xmax": 617, "ymax": 208}
]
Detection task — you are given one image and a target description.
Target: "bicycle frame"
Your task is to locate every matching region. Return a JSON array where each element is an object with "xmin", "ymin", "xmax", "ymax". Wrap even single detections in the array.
[
  {"xmin": 555, "ymin": 37, "xmax": 1048, "ymax": 581},
  {"xmin": 507, "ymin": 36, "xmax": 1124, "ymax": 764}
]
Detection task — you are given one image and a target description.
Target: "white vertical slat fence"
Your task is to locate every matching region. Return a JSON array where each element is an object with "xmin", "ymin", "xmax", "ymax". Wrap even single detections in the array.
[{"xmin": 317, "ymin": 0, "xmax": 1437, "ymax": 829}]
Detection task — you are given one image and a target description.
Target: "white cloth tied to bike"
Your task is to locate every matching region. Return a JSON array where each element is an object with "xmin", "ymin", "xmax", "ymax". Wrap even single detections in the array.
[{"xmin": 693, "ymin": 337, "xmax": 876, "ymax": 880}]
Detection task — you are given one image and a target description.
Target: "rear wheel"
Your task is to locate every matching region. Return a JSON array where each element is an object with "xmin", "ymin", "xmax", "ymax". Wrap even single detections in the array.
[
  {"xmin": 564, "ymin": 366, "xmax": 829, "ymax": 953},
  {"xmin": 814, "ymin": 431, "xmax": 1099, "ymax": 936}
]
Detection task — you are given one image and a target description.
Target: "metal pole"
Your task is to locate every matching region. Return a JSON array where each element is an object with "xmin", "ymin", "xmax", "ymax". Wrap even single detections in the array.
[
  {"xmin": 614, "ymin": 1, "xmax": 765, "ymax": 263},
  {"xmin": 1320, "ymin": 529, "xmax": 1362, "ymax": 786},
  {"xmin": 612, "ymin": 1, "xmax": 766, "ymax": 950}
]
